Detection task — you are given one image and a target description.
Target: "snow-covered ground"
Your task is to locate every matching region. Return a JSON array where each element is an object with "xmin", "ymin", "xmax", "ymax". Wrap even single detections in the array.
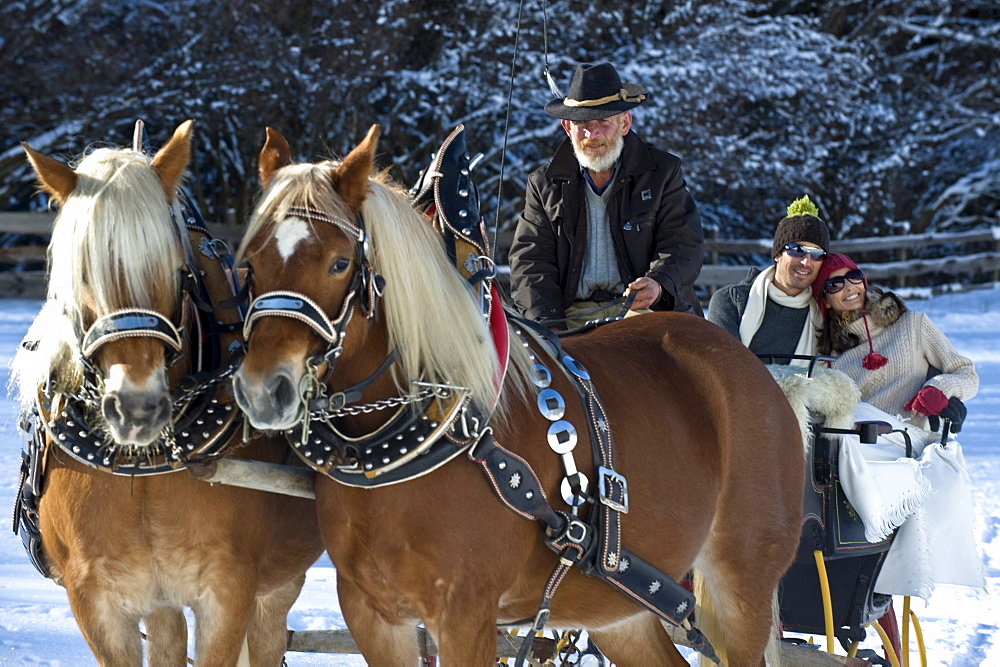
[{"xmin": 0, "ymin": 286, "xmax": 997, "ymax": 665}]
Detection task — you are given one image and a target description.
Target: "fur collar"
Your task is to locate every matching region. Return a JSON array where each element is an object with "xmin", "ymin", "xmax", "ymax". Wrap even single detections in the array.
[{"xmin": 829, "ymin": 288, "xmax": 906, "ymax": 353}]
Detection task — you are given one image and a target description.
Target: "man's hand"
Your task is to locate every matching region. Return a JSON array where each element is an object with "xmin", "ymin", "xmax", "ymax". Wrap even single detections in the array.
[{"xmin": 625, "ymin": 277, "xmax": 661, "ymax": 310}]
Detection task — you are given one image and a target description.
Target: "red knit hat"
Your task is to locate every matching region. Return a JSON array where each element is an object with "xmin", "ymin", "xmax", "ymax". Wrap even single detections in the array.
[
  {"xmin": 813, "ymin": 253, "xmax": 887, "ymax": 370},
  {"xmin": 812, "ymin": 252, "xmax": 862, "ymax": 300}
]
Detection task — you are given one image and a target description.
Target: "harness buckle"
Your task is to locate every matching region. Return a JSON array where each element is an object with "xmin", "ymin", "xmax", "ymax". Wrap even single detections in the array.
[
  {"xmin": 566, "ymin": 517, "xmax": 588, "ymax": 544},
  {"xmin": 597, "ymin": 466, "xmax": 629, "ymax": 514},
  {"xmin": 324, "ymin": 345, "xmax": 344, "ymax": 364},
  {"xmin": 530, "ymin": 606, "xmax": 550, "ymax": 633}
]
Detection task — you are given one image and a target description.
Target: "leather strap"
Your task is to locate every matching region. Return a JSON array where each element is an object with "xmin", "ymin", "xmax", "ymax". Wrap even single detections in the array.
[
  {"xmin": 469, "ymin": 426, "xmax": 695, "ymax": 628},
  {"xmin": 12, "ymin": 405, "xmax": 50, "ymax": 579}
]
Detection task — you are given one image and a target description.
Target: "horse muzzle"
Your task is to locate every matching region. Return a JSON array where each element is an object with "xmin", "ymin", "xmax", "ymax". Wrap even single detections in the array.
[
  {"xmin": 232, "ymin": 366, "xmax": 304, "ymax": 431},
  {"xmin": 100, "ymin": 388, "xmax": 172, "ymax": 446}
]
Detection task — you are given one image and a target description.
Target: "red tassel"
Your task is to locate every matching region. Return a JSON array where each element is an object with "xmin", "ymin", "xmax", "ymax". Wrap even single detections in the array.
[
  {"xmin": 863, "ymin": 352, "xmax": 888, "ymax": 370},
  {"xmin": 861, "ymin": 313, "xmax": 887, "ymax": 370}
]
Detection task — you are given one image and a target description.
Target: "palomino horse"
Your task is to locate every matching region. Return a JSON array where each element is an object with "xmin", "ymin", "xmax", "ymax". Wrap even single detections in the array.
[
  {"xmin": 231, "ymin": 125, "xmax": 805, "ymax": 666},
  {"xmin": 13, "ymin": 121, "xmax": 323, "ymax": 665}
]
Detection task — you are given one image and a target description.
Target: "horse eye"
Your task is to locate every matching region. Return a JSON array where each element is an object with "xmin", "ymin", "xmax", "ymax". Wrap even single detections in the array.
[{"xmin": 329, "ymin": 257, "xmax": 352, "ymax": 274}]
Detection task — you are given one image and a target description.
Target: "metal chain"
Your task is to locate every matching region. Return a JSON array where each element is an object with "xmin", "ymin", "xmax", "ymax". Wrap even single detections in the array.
[
  {"xmin": 170, "ymin": 359, "xmax": 241, "ymax": 411},
  {"xmin": 310, "ymin": 389, "xmax": 434, "ymax": 420},
  {"xmin": 308, "ymin": 381, "xmax": 468, "ymax": 421}
]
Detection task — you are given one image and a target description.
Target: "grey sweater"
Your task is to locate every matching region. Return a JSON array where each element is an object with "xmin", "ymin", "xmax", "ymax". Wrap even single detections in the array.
[{"xmin": 705, "ymin": 268, "xmax": 810, "ymax": 364}]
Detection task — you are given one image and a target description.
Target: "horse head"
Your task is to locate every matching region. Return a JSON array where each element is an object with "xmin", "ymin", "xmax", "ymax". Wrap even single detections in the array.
[
  {"xmin": 21, "ymin": 121, "xmax": 194, "ymax": 446},
  {"xmin": 232, "ymin": 125, "xmax": 381, "ymax": 431},
  {"xmin": 233, "ymin": 125, "xmax": 505, "ymax": 444}
]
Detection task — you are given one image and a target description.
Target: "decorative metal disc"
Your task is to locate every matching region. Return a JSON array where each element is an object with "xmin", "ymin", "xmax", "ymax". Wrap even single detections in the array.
[
  {"xmin": 561, "ymin": 355, "xmax": 591, "ymax": 381},
  {"xmin": 531, "ymin": 363, "xmax": 552, "ymax": 388},
  {"xmin": 536, "ymin": 388, "xmax": 566, "ymax": 421},
  {"xmin": 546, "ymin": 420, "xmax": 578, "ymax": 454},
  {"xmin": 561, "ymin": 472, "xmax": 589, "ymax": 507}
]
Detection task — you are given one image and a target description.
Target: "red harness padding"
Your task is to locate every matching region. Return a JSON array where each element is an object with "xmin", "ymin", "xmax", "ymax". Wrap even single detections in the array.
[{"xmin": 488, "ymin": 283, "xmax": 510, "ymax": 410}]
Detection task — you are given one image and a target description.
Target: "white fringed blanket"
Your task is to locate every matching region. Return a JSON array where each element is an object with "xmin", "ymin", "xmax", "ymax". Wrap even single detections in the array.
[{"xmin": 769, "ymin": 367, "xmax": 985, "ymax": 601}]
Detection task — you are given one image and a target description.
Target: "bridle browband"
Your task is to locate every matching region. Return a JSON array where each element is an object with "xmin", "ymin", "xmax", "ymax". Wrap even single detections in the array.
[{"xmin": 81, "ymin": 300, "xmax": 187, "ymax": 364}]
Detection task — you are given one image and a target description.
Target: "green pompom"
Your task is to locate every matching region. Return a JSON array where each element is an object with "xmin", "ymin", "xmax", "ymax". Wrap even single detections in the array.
[{"xmin": 786, "ymin": 195, "xmax": 820, "ymax": 219}]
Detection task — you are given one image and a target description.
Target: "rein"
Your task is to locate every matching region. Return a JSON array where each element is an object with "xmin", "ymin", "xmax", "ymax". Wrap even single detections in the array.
[{"xmin": 538, "ymin": 292, "xmax": 638, "ymax": 334}]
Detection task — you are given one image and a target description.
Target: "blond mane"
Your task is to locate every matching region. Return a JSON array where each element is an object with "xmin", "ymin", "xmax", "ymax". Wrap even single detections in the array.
[
  {"xmin": 10, "ymin": 147, "xmax": 186, "ymax": 405},
  {"xmin": 242, "ymin": 163, "xmax": 534, "ymax": 418}
]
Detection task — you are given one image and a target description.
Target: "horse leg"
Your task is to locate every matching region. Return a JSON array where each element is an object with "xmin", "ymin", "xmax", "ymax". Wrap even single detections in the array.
[
  {"xmin": 191, "ymin": 583, "xmax": 256, "ymax": 665},
  {"xmin": 694, "ymin": 552, "xmax": 780, "ymax": 667},
  {"xmin": 425, "ymin": 596, "xmax": 499, "ymax": 666},
  {"xmin": 144, "ymin": 607, "xmax": 189, "ymax": 667},
  {"xmin": 63, "ymin": 581, "xmax": 143, "ymax": 667},
  {"xmin": 588, "ymin": 614, "xmax": 690, "ymax": 667},
  {"xmin": 246, "ymin": 574, "xmax": 306, "ymax": 665},
  {"xmin": 337, "ymin": 575, "xmax": 421, "ymax": 665}
]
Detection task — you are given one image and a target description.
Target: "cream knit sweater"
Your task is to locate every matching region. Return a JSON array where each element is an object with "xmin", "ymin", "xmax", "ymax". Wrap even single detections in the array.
[{"xmin": 829, "ymin": 292, "xmax": 978, "ymax": 429}]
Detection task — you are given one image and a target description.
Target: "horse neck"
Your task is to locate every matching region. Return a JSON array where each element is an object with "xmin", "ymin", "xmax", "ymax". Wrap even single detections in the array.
[{"xmin": 327, "ymin": 316, "xmax": 398, "ymax": 434}]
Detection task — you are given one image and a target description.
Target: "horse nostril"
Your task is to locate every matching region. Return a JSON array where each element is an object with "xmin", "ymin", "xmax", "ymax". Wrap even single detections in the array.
[
  {"xmin": 101, "ymin": 394, "xmax": 124, "ymax": 425},
  {"xmin": 232, "ymin": 375, "xmax": 248, "ymax": 409},
  {"xmin": 271, "ymin": 373, "xmax": 297, "ymax": 410}
]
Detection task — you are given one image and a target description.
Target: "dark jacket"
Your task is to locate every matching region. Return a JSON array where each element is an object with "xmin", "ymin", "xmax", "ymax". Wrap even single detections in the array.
[{"xmin": 509, "ymin": 131, "xmax": 703, "ymax": 322}]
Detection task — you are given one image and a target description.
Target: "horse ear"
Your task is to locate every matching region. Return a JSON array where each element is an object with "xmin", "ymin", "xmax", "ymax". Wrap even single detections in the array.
[
  {"xmin": 332, "ymin": 124, "xmax": 379, "ymax": 213},
  {"xmin": 259, "ymin": 127, "xmax": 292, "ymax": 190},
  {"xmin": 22, "ymin": 143, "xmax": 78, "ymax": 205},
  {"xmin": 151, "ymin": 120, "xmax": 194, "ymax": 202}
]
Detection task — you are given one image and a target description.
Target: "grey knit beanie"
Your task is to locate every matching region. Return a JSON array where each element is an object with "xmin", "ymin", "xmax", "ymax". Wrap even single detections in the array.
[{"xmin": 771, "ymin": 195, "xmax": 831, "ymax": 258}]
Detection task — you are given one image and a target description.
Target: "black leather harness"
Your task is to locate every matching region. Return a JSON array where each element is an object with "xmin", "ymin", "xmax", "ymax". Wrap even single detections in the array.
[
  {"xmin": 471, "ymin": 315, "xmax": 715, "ymax": 658},
  {"xmin": 239, "ymin": 125, "xmax": 718, "ymax": 663},
  {"xmin": 13, "ymin": 194, "xmax": 246, "ymax": 578}
]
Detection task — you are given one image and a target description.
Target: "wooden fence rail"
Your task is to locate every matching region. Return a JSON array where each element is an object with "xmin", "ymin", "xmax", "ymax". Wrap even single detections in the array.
[
  {"xmin": 2, "ymin": 213, "xmax": 998, "ymax": 298},
  {"xmin": 283, "ymin": 626, "xmax": 857, "ymax": 665},
  {"xmin": 700, "ymin": 227, "xmax": 1000, "ymax": 289}
]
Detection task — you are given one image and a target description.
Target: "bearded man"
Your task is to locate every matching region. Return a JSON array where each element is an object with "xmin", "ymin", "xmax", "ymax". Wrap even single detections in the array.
[{"xmin": 509, "ymin": 62, "xmax": 704, "ymax": 329}]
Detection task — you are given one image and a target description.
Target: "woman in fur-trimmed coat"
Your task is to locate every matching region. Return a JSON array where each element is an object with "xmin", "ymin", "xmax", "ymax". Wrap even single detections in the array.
[{"xmin": 813, "ymin": 253, "xmax": 978, "ymax": 432}]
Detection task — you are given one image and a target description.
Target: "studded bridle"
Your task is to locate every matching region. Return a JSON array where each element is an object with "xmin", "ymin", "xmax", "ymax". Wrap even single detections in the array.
[
  {"xmin": 242, "ymin": 205, "xmax": 492, "ymax": 484},
  {"xmin": 31, "ymin": 208, "xmax": 248, "ymax": 475}
]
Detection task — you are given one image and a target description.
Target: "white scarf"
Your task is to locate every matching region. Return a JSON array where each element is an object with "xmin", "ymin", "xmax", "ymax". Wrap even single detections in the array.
[{"xmin": 739, "ymin": 265, "xmax": 822, "ymax": 367}]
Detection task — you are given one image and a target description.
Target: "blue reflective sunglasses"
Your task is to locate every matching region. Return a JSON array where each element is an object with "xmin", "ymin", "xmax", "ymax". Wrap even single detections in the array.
[
  {"xmin": 823, "ymin": 268, "xmax": 866, "ymax": 295},
  {"xmin": 783, "ymin": 243, "xmax": 827, "ymax": 261}
]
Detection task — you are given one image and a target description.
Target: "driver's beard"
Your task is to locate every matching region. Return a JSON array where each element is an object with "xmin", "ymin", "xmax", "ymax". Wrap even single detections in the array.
[{"xmin": 573, "ymin": 132, "xmax": 625, "ymax": 173}]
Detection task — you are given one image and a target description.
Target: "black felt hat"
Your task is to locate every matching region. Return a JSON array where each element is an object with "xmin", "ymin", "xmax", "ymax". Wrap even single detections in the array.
[{"xmin": 544, "ymin": 62, "xmax": 649, "ymax": 121}]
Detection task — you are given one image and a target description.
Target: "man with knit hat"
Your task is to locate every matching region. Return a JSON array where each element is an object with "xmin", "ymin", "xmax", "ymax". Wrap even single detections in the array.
[
  {"xmin": 706, "ymin": 195, "xmax": 830, "ymax": 365},
  {"xmin": 509, "ymin": 62, "xmax": 704, "ymax": 329}
]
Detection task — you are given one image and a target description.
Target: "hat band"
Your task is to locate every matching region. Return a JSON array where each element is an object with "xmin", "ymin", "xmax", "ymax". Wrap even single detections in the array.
[{"xmin": 563, "ymin": 88, "xmax": 646, "ymax": 108}]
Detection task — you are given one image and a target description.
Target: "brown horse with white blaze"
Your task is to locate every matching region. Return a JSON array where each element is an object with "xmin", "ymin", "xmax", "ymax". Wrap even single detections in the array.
[
  {"xmin": 13, "ymin": 121, "xmax": 323, "ymax": 666},
  {"xmin": 232, "ymin": 124, "xmax": 805, "ymax": 665}
]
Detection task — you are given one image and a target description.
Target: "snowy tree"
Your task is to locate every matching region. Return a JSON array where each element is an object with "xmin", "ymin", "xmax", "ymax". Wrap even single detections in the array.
[{"xmin": 1, "ymin": 0, "xmax": 996, "ymax": 267}]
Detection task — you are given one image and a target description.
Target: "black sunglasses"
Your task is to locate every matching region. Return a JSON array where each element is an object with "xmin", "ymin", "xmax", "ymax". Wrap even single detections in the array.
[
  {"xmin": 783, "ymin": 243, "xmax": 826, "ymax": 261},
  {"xmin": 823, "ymin": 268, "xmax": 866, "ymax": 295}
]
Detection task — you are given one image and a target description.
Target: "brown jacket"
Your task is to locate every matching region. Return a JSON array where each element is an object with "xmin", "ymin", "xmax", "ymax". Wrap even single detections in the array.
[{"xmin": 508, "ymin": 131, "xmax": 703, "ymax": 322}]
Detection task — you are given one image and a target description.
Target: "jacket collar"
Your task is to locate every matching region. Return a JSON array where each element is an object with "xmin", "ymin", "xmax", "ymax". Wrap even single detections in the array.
[{"xmin": 544, "ymin": 131, "xmax": 654, "ymax": 182}]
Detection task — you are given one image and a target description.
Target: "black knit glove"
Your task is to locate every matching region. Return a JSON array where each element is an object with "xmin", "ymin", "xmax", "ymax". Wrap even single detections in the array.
[{"xmin": 928, "ymin": 396, "xmax": 967, "ymax": 433}]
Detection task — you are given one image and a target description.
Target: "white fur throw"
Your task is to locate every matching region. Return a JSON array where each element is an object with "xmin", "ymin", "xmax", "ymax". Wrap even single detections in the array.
[{"xmin": 767, "ymin": 364, "xmax": 861, "ymax": 452}]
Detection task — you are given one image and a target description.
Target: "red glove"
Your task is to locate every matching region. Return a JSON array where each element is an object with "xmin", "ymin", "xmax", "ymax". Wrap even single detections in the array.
[{"xmin": 903, "ymin": 386, "xmax": 949, "ymax": 416}]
